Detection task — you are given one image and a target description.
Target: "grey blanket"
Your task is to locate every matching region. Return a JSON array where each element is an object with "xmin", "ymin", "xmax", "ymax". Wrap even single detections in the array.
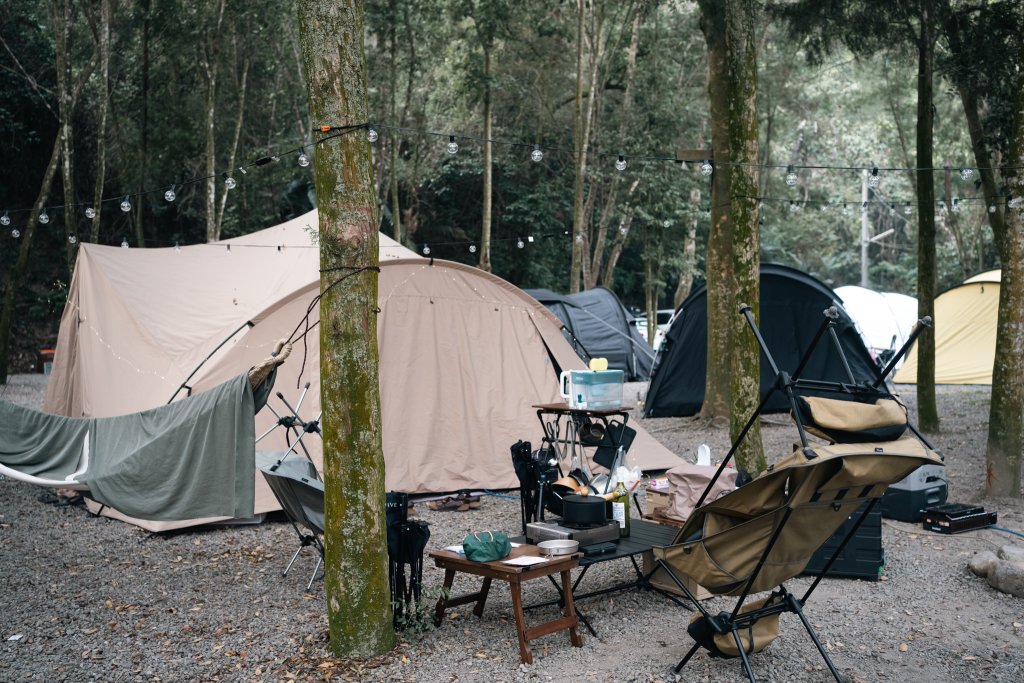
[{"xmin": 0, "ymin": 373, "xmax": 255, "ymax": 521}]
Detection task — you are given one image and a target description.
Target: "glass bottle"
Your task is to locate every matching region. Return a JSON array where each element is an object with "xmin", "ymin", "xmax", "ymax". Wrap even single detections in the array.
[{"xmin": 612, "ymin": 480, "xmax": 630, "ymax": 537}]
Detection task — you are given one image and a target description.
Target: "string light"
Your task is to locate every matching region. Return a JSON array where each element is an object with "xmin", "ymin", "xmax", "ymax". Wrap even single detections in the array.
[
  {"xmin": 367, "ymin": 127, "xmax": 378, "ymax": 142},
  {"xmin": 422, "ymin": 244, "xmax": 431, "ymax": 255},
  {"xmin": 120, "ymin": 196, "xmax": 131, "ymax": 212},
  {"xmin": 68, "ymin": 234, "xmax": 77, "ymax": 244},
  {"xmin": 224, "ymin": 174, "xmax": 237, "ymax": 190},
  {"xmin": 618, "ymin": 222, "xmax": 627, "ymax": 236},
  {"xmin": 868, "ymin": 167, "xmax": 880, "ymax": 189},
  {"xmin": 11, "ymin": 228, "xmax": 20, "ymax": 238},
  {"xmin": 174, "ymin": 241, "xmax": 181, "ymax": 253},
  {"xmin": 469, "ymin": 243, "xmax": 477, "ymax": 253},
  {"xmin": 785, "ymin": 165, "xmax": 797, "ymax": 187},
  {"xmin": 446, "ymin": 135, "xmax": 459, "ymax": 155},
  {"xmin": 700, "ymin": 160, "xmax": 713, "ymax": 176},
  {"xmin": 788, "ymin": 200, "xmax": 801, "ymax": 213},
  {"xmin": 531, "ymin": 145, "xmax": 543, "ymax": 162},
  {"xmin": 517, "ymin": 238, "xmax": 525, "ymax": 249},
  {"xmin": 225, "ymin": 244, "xmax": 232, "ymax": 254},
  {"xmin": 842, "ymin": 203, "xmax": 851, "ymax": 216},
  {"xmin": 615, "ymin": 155, "xmax": 627, "ymax": 171},
  {"xmin": 297, "ymin": 148, "xmax": 310, "ymax": 167},
  {"xmin": 0, "ymin": 211, "xmax": 9, "ymax": 226},
  {"xmin": 39, "ymin": 209, "xmax": 49, "ymax": 224},
  {"xmin": 121, "ymin": 237, "xmax": 129, "ymax": 248},
  {"xmin": 959, "ymin": 167, "xmax": 973, "ymax": 181},
  {"xmin": 904, "ymin": 204, "xmax": 913, "ymax": 215},
  {"xmin": 164, "ymin": 185, "xmax": 177, "ymax": 202},
  {"xmin": 989, "ymin": 204, "xmax": 997, "ymax": 213},
  {"xmin": 85, "ymin": 206, "xmax": 96, "ymax": 219},
  {"xmin": 951, "ymin": 197, "xmax": 961, "ymax": 212}
]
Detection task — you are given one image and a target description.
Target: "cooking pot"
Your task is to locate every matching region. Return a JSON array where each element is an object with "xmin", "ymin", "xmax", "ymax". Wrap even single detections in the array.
[{"xmin": 561, "ymin": 492, "xmax": 613, "ymax": 526}]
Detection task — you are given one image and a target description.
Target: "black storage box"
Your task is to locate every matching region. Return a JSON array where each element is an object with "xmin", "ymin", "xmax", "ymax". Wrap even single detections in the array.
[
  {"xmin": 922, "ymin": 503, "xmax": 997, "ymax": 534},
  {"xmin": 880, "ymin": 464, "xmax": 947, "ymax": 522},
  {"xmin": 803, "ymin": 502, "xmax": 883, "ymax": 581}
]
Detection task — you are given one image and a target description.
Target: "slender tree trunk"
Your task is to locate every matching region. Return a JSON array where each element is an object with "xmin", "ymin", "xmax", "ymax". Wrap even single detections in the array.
[
  {"xmin": 216, "ymin": 51, "xmax": 250, "ymax": 234},
  {"xmin": 673, "ymin": 218, "xmax": 698, "ymax": 307},
  {"xmin": 599, "ymin": 178, "xmax": 640, "ymax": 287},
  {"xmin": 295, "ymin": 0, "xmax": 393, "ymax": 657},
  {"xmin": 0, "ymin": 138, "xmax": 62, "ymax": 382},
  {"xmin": 915, "ymin": 2, "xmax": 939, "ymax": 431},
  {"xmin": 387, "ymin": 0, "xmax": 401, "ymax": 243},
  {"xmin": 941, "ymin": 163, "xmax": 970, "ymax": 280},
  {"xmin": 985, "ymin": 58, "xmax": 1024, "ymax": 498},
  {"xmin": 52, "ymin": 0, "xmax": 76, "ymax": 273},
  {"xmin": 90, "ymin": 0, "xmax": 111, "ymax": 243},
  {"xmin": 570, "ymin": 0, "xmax": 588, "ymax": 293},
  {"xmin": 135, "ymin": 0, "xmax": 150, "ymax": 246},
  {"xmin": 479, "ymin": 43, "xmax": 493, "ymax": 272},
  {"xmin": 202, "ymin": 0, "xmax": 226, "ymax": 242}
]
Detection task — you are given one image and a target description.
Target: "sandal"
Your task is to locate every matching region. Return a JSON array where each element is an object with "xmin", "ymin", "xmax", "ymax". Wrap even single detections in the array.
[
  {"xmin": 454, "ymin": 492, "xmax": 482, "ymax": 509},
  {"xmin": 427, "ymin": 497, "xmax": 470, "ymax": 512}
]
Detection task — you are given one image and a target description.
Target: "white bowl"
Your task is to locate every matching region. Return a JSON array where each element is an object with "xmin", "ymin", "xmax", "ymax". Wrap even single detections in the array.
[{"xmin": 537, "ymin": 539, "xmax": 579, "ymax": 557}]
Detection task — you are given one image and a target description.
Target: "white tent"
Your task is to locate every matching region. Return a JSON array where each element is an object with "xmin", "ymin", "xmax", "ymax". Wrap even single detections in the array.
[
  {"xmin": 834, "ymin": 286, "xmax": 918, "ymax": 367},
  {"xmin": 44, "ymin": 210, "xmax": 681, "ymax": 530}
]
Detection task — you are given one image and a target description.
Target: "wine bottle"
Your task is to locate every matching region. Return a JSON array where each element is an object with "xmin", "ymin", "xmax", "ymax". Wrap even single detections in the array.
[{"xmin": 611, "ymin": 480, "xmax": 630, "ymax": 537}]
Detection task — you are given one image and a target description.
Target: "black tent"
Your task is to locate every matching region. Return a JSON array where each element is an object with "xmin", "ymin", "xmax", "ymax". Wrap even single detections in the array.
[
  {"xmin": 643, "ymin": 264, "xmax": 879, "ymax": 417},
  {"xmin": 525, "ymin": 287, "xmax": 654, "ymax": 381}
]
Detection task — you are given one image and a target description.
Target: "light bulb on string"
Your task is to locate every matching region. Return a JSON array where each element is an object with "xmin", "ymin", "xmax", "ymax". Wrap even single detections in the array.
[
  {"xmin": 224, "ymin": 174, "xmax": 237, "ymax": 190},
  {"xmin": 225, "ymin": 244, "xmax": 232, "ymax": 254},
  {"xmin": 819, "ymin": 202, "xmax": 830, "ymax": 213},
  {"xmin": 531, "ymin": 145, "xmax": 543, "ymax": 162},
  {"xmin": 615, "ymin": 155, "xmax": 627, "ymax": 171},
  {"xmin": 85, "ymin": 206, "xmax": 96, "ymax": 219},
  {"xmin": 867, "ymin": 167, "xmax": 880, "ymax": 189},
  {"xmin": 951, "ymin": 197, "xmax": 961, "ymax": 213},
  {"xmin": 842, "ymin": 203, "xmax": 851, "ymax": 216},
  {"xmin": 297, "ymin": 148, "xmax": 310, "ymax": 167},
  {"xmin": 0, "ymin": 211, "xmax": 9, "ymax": 226},
  {"xmin": 700, "ymin": 160, "xmax": 713, "ymax": 176},
  {"xmin": 785, "ymin": 165, "xmax": 797, "ymax": 187},
  {"xmin": 367, "ymin": 127, "xmax": 378, "ymax": 142},
  {"xmin": 11, "ymin": 228, "xmax": 20, "ymax": 238},
  {"xmin": 68, "ymin": 234, "xmax": 77, "ymax": 245},
  {"xmin": 989, "ymin": 204, "xmax": 997, "ymax": 214},
  {"xmin": 120, "ymin": 196, "xmax": 131, "ymax": 212},
  {"xmin": 904, "ymin": 204, "xmax": 913, "ymax": 215},
  {"xmin": 39, "ymin": 209, "xmax": 49, "ymax": 224},
  {"xmin": 422, "ymin": 244, "xmax": 431, "ymax": 255},
  {"xmin": 788, "ymin": 200, "xmax": 800, "ymax": 213},
  {"xmin": 574, "ymin": 234, "xmax": 583, "ymax": 243},
  {"xmin": 164, "ymin": 186, "xmax": 176, "ymax": 202},
  {"xmin": 703, "ymin": 208, "xmax": 711, "ymax": 219},
  {"xmin": 861, "ymin": 201, "xmax": 868, "ymax": 213},
  {"xmin": 121, "ymin": 237, "xmax": 129, "ymax": 248},
  {"xmin": 517, "ymin": 238, "xmax": 525, "ymax": 249},
  {"xmin": 959, "ymin": 167, "xmax": 974, "ymax": 181},
  {"xmin": 446, "ymin": 135, "xmax": 459, "ymax": 155},
  {"xmin": 618, "ymin": 222, "xmax": 627, "ymax": 236},
  {"xmin": 469, "ymin": 244, "xmax": 477, "ymax": 253},
  {"xmin": 174, "ymin": 241, "xmax": 181, "ymax": 253}
]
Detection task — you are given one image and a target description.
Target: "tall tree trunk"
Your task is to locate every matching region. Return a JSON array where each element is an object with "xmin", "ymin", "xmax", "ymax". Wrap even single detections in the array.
[
  {"xmin": 135, "ymin": 0, "xmax": 150, "ymax": 246},
  {"xmin": 295, "ymin": 0, "xmax": 393, "ymax": 657},
  {"xmin": 698, "ymin": 0, "xmax": 732, "ymax": 426},
  {"xmin": 387, "ymin": 0, "xmax": 402, "ymax": 243},
  {"xmin": 699, "ymin": 0, "xmax": 763, "ymax": 474},
  {"xmin": 90, "ymin": 0, "xmax": 112, "ymax": 243},
  {"xmin": 915, "ymin": 1, "xmax": 939, "ymax": 432},
  {"xmin": 0, "ymin": 138, "xmax": 62, "ymax": 382},
  {"xmin": 478, "ymin": 43, "xmax": 493, "ymax": 272},
  {"xmin": 216, "ymin": 50, "xmax": 250, "ymax": 235},
  {"xmin": 985, "ymin": 57, "xmax": 1024, "ymax": 498},
  {"xmin": 52, "ymin": 0, "xmax": 76, "ymax": 273},
  {"xmin": 673, "ymin": 217, "xmax": 698, "ymax": 307},
  {"xmin": 202, "ymin": 0, "xmax": 226, "ymax": 242},
  {"xmin": 569, "ymin": 0, "xmax": 588, "ymax": 293}
]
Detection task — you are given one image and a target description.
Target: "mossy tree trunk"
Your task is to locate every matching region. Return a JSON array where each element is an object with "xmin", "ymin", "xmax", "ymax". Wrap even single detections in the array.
[
  {"xmin": 985, "ymin": 57, "xmax": 1024, "ymax": 498},
  {"xmin": 569, "ymin": 0, "xmax": 588, "ymax": 293},
  {"xmin": 914, "ymin": 0, "xmax": 940, "ymax": 432},
  {"xmin": 295, "ymin": 0, "xmax": 394, "ymax": 658},
  {"xmin": 698, "ymin": 0, "xmax": 764, "ymax": 475}
]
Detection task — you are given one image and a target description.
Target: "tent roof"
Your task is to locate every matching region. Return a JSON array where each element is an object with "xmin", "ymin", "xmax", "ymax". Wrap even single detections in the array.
[{"xmin": 834, "ymin": 285, "xmax": 918, "ymax": 360}]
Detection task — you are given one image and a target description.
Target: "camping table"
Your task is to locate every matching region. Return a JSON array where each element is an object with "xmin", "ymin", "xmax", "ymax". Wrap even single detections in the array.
[
  {"xmin": 514, "ymin": 518, "xmax": 689, "ymax": 636},
  {"xmin": 429, "ymin": 544, "xmax": 584, "ymax": 664}
]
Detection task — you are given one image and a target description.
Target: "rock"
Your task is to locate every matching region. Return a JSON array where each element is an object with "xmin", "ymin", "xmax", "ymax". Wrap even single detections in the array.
[
  {"xmin": 969, "ymin": 550, "xmax": 999, "ymax": 577},
  {"xmin": 987, "ymin": 560, "xmax": 1024, "ymax": 598},
  {"xmin": 997, "ymin": 545, "xmax": 1024, "ymax": 563}
]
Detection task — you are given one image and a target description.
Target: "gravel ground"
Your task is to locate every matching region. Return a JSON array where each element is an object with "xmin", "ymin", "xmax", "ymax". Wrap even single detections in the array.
[{"xmin": 2, "ymin": 375, "xmax": 1023, "ymax": 683}]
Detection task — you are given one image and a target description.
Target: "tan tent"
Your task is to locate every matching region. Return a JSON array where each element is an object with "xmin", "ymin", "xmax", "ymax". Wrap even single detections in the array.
[
  {"xmin": 44, "ymin": 211, "xmax": 680, "ymax": 530},
  {"xmin": 894, "ymin": 270, "xmax": 999, "ymax": 384}
]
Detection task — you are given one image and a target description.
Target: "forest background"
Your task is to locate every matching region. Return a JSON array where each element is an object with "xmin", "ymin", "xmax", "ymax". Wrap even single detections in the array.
[{"xmin": 0, "ymin": 0, "xmax": 1006, "ymax": 372}]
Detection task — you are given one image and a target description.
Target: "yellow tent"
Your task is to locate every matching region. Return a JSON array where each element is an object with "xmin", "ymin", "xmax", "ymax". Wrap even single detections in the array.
[{"xmin": 894, "ymin": 270, "xmax": 1000, "ymax": 384}]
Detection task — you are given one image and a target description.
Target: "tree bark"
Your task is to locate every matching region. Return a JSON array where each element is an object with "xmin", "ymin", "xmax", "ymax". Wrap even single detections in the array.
[
  {"xmin": 135, "ymin": 0, "xmax": 150, "ymax": 246},
  {"xmin": 52, "ymin": 0, "xmax": 76, "ymax": 273},
  {"xmin": 202, "ymin": 0, "xmax": 226, "ymax": 242},
  {"xmin": 985, "ymin": 49, "xmax": 1024, "ymax": 498},
  {"xmin": 914, "ymin": 0, "xmax": 939, "ymax": 432},
  {"xmin": 295, "ymin": 0, "xmax": 393, "ymax": 657},
  {"xmin": 90, "ymin": 0, "xmax": 111, "ymax": 243},
  {"xmin": 569, "ymin": 0, "xmax": 588, "ymax": 293},
  {"xmin": 479, "ymin": 43, "xmax": 493, "ymax": 272},
  {"xmin": 215, "ymin": 48, "xmax": 250, "ymax": 235},
  {"xmin": 387, "ymin": 0, "xmax": 402, "ymax": 243},
  {"xmin": 673, "ymin": 218, "xmax": 698, "ymax": 308},
  {"xmin": 699, "ymin": 0, "xmax": 763, "ymax": 474}
]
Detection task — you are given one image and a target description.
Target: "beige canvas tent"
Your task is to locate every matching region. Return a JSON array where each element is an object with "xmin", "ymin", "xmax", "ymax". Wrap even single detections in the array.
[
  {"xmin": 894, "ymin": 270, "xmax": 999, "ymax": 385},
  {"xmin": 44, "ymin": 211, "xmax": 681, "ymax": 530}
]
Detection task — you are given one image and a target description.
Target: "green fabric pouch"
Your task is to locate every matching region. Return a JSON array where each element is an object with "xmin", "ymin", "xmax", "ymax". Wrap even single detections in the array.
[{"xmin": 462, "ymin": 530, "xmax": 512, "ymax": 562}]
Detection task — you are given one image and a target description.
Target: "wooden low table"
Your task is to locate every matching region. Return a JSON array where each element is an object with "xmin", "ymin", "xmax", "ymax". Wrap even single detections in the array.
[{"xmin": 429, "ymin": 544, "xmax": 584, "ymax": 664}]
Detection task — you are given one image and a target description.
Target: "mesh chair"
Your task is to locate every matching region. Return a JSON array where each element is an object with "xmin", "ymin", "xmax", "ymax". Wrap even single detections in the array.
[
  {"xmin": 258, "ymin": 453, "xmax": 325, "ymax": 591},
  {"xmin": 651, "ymin": 304, "xmax": 943, "ymax": 682}
]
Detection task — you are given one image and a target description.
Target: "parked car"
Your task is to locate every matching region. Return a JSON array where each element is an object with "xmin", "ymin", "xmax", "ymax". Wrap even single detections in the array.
[{"xmin": 634, "ymin": 309, "xmax": 674, "ymax": 348}]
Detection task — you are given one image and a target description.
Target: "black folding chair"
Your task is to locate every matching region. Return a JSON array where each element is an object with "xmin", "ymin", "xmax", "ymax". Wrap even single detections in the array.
[{"xmin": 258, "ymin": 454, "xmax": 325, "ymax": 591}]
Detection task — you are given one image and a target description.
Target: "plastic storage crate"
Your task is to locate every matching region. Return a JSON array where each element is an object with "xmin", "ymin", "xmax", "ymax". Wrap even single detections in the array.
[{"xmin": 803, "ymin": 502, "xmax": 883, "ymax": 581}]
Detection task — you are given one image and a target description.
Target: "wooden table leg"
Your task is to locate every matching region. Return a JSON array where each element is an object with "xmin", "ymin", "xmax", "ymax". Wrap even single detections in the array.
[
  {"xmin": 559, "ymin": 567, "xmax": 584, "ymax": 648},
  {"xmin": 509, "ymin": 579, "xmax": 533, "ymax": 665},
  {"xmin": 473, "ymin": 577, "xmax": 492, "ymax": 617},
  {"xmin": 434, "ymin": 567, "xmax": 456, "ymax": 626}
]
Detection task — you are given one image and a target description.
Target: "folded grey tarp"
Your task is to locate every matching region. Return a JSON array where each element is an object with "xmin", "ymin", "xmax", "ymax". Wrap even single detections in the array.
[{"xmin": 0, "ymin": 373, "xmax": 255, "ymax": 521}]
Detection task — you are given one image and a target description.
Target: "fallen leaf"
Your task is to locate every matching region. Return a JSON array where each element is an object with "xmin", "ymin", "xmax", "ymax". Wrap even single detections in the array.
[
  {"xmin": 963, "ymin": 655, "xmax": 977, "ymax": 661},
  {"xmin": 899, "ymin": 643, "xmax": 908, "ymax": 652}
]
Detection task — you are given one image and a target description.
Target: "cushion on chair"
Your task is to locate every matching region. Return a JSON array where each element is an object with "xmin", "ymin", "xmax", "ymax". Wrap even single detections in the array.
[
  {"xmin": 687, "ymin": 595, "xmax": 782, "ymax": 658},
  {"xmin": 795, "ymin": 396, "xmax": 908, "ymax": 443}
]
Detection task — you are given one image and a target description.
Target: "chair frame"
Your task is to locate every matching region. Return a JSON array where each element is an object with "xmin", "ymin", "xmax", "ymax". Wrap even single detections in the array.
[
  {"xmin": 656, "ymin": 303, "xmax": 936, "ymax": 683},
  {"xmin": 260, "ymin": 458, "xmax": 326, "ymax": 591}
]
